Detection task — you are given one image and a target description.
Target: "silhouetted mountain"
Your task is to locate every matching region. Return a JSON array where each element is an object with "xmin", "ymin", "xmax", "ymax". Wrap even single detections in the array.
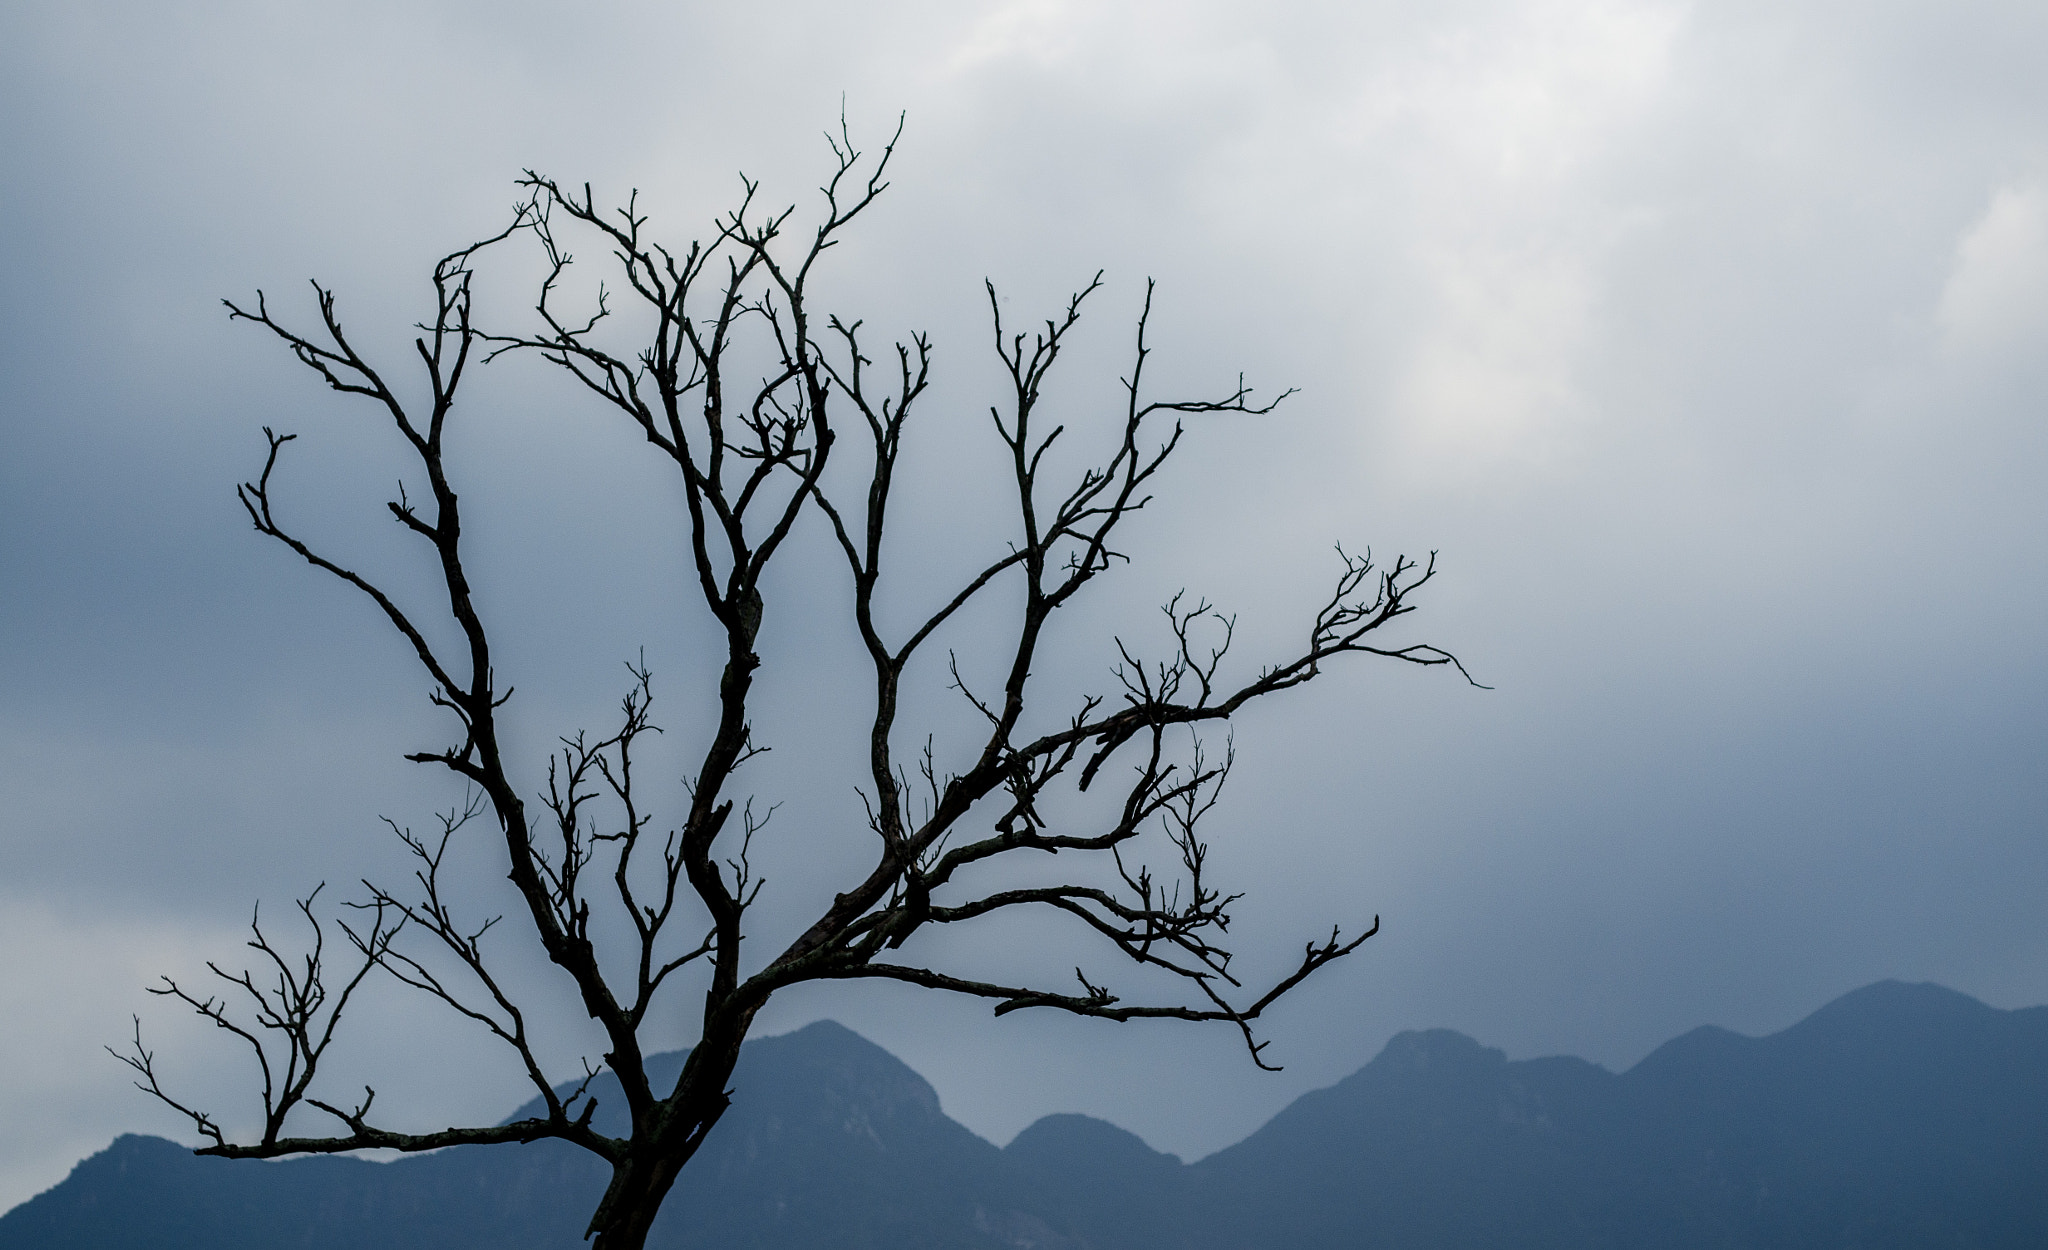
[
  {"xmin": 8, "ymin": 982, "xmax": 2047, "ymax": 1248},
  {"xmin": 1174, "ymin": 1029, "xmax": 1618, "ymax": 1249},
  {"xmin": 1154, "ymin": 981, "xmax": 2048, "ymax": 1250},
  {"xmin": 1, "ymin": 1023, "xmax": 1059, "ymax": 1250},
  {"xmin": 1003, "ymin": 1114, "xmax": 1188, "ymax": 1246}
]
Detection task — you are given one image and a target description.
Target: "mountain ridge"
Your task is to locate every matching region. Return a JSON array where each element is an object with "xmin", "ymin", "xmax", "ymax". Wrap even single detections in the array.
[{"xmin": 9, "ymin": 980, "xmax": 2046, "ymax": 1248}]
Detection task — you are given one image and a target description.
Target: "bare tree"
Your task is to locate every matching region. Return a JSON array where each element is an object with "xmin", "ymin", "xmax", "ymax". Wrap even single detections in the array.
[{"xmin": 117, "ymin": 119, "xmax": 1479, "ymax": 1249}]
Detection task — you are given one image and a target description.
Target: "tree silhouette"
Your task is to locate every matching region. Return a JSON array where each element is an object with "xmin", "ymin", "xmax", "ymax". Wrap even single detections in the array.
[{"xmin": 117, "ymin": 118, "xmax": 1479, "ymax": 1250}]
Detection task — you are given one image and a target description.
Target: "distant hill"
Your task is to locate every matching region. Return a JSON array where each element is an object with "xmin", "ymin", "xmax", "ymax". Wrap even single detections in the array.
[
  {"xmin": 1172, "ymin": 981, "xmax": 2048, "ymax": 1248},
  {"xmin": 7, "ymin": 981, "xmax": 2046, "ymax": 1248}
]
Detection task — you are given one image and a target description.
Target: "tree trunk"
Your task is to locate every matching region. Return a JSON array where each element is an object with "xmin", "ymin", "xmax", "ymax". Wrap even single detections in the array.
[
  {"xmin": 587, "ymin": 1149, "xmax": 693, "ymax": 1250},
  {"xmin": 586, "ymin": 1046, "xmax": 741, "ymax": 1248}
]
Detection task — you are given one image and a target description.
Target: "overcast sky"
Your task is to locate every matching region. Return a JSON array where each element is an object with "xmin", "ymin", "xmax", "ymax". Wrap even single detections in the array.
[{"xmin": 3, "ymin": 0, "xmax": 2046, "ymax": 1216}]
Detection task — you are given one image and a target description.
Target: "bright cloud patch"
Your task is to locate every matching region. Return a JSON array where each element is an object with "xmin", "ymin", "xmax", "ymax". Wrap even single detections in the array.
[{"xmin": 1939, "ymin": 183, "xmax": 2048, "ymax": 355}]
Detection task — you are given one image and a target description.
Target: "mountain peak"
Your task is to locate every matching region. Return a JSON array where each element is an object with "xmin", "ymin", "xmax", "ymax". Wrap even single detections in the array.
[
  {"xmin": 1370, "ymin": 1027, "xmax": 1507, "ymax": 1075},
  {"xmin": 1007, "ymin": 1113, "xmax": 1183, "ymax": 1169},
  {"xmin": 735, "ymin": 1018, "xmax": 946, "ymax": 1123},
  {"xmin": 1791, "ymin": 979, "xmax": 1997, "ymax": 1033}
]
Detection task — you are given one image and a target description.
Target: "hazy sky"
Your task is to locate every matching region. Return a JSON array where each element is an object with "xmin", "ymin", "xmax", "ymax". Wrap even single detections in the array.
[{"xmin": 3, "ymin": 0, "xmax": 2046, "ymax": 1215}]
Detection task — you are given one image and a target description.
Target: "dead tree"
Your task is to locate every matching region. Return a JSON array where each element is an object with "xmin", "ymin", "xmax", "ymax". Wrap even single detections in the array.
[{"xmin": 117, "ymin": 119, "xmax": 1479, "ymax": 1250}]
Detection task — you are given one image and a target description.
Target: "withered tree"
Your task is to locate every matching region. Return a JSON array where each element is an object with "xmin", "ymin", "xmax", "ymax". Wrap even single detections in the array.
[{"xmin": 117, "ymin": 122, "xmax": 1477, "ymax": 1249}]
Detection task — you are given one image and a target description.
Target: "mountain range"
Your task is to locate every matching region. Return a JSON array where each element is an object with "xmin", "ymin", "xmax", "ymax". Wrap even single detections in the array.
[{"xmin": 6, "ymin": 980, "xmax": 2045, "ymax": 1247}]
